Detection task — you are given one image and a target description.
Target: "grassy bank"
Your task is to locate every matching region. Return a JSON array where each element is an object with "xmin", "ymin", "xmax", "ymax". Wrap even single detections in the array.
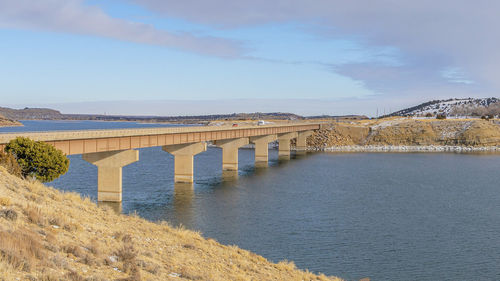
[{"xmin": 0, "ymin": 167, "xmax": 341, "ymax": 280}]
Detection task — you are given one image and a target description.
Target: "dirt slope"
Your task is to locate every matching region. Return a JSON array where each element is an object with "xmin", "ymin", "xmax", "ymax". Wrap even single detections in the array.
[{"xmin": 308, "ymin": 118, "xmax": 500, "ymax": 148}]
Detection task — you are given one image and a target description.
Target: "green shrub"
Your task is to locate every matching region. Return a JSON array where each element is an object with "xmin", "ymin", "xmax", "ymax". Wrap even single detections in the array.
[{"xmin": 5, "ymin": 137, "xmax": 69, "ymax": 182}]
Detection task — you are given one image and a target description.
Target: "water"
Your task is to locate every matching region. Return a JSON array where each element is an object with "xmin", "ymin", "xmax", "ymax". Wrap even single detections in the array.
[
  {"xmin": 6, "ymin": 121, "xmax": 500, "ymax": 280},
  {"xmin": 0, "ymin": 120, "xmax": 186, "ymax": 132}
]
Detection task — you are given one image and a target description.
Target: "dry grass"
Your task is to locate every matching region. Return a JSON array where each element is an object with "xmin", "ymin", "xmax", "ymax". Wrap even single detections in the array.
[
  {"xmin": 0, "ymin": 150, "xmax": 22, "ymax": 178},
  {"xmin": 0, "ymin": 208, "xmax": 18, "ymax": 221},
  {"xmin": 0, "ymin": 228, "xmax": 46, "ymax": 272},
  {"xmin": 25, "ymin": 205, "xmax": 46, "ymax": 227},
  {"xmin": 0, "ymin": 196, "xmax": 11, "ymax": 206},
  {"xmin": 0, "ymin": 166, "xmax": 342, "ymax": 280}
]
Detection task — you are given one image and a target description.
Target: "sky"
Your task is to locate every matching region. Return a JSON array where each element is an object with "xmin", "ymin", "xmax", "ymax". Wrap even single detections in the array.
[{"xmin": 0, "ymin": 0, "xmax": 497, "ymax": 116}]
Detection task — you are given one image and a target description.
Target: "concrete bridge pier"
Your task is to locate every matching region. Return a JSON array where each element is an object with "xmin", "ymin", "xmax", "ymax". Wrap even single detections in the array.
[
  {"xmin": 214, "ymin": 138, "xmax": 249, "ymax": 171},
  {"xmin": 82, "ymin": 150, "xmax": 139, "ymax": 202},
  {"xmin": 250, "ymin": 135, "xmax": 277, "ymax": 167},
  {"xmin": 163, "ymin": 142, "xmax": 207, "ymax": 183},
  {"xmin": 296, "ymin": 130, "xmax": 314, "ymax": 153},
  {"xmin": 278, "ymin": 132, "xmax": 298, "ymax": 160}
]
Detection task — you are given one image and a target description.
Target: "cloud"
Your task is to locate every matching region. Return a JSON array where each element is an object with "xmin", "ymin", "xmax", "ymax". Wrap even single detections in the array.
[
  {"xmin": 132, "ymin": 0, "xmax": 500, "ymax": 98},
  {"xmin": 0, "ymin": 0, "xmax": 244, "ymax": 57},
  {"xmin": 1, "ymin": 0, "xmax": 497, "ymax": 110},
  {"xmin": 335, "ymin": 62, "xmax": 483, "ymax": 100}
]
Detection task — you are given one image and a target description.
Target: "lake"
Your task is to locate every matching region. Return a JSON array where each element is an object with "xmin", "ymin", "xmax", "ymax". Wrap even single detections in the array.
[
  {"xmin": 0, "ymin": 120, "xmax": 188, "ymax": 132},
  {"xmin": 3, "ymin": 120, "xmax": 500, "ymax": 280}
]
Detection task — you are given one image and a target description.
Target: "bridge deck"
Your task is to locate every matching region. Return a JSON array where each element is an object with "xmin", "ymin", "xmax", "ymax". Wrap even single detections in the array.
[{"xmin": 0, "ymin": 123, "xmax": 320, "ymax": 155}]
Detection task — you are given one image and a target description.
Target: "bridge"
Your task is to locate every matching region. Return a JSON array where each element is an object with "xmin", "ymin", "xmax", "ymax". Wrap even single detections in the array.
[{"xmin": 0, "ymin": 123, "xmax": 320, "ymax": 202}]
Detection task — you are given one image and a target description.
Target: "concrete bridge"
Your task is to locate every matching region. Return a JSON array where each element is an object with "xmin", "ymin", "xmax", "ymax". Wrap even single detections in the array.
[{"xmin": 0, "ymin": 123, "xmax": 320, "ymax": 202}]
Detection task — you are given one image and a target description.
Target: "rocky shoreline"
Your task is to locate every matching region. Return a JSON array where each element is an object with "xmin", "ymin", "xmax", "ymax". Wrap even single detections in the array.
[
  {"xmin": 0, "ymin": 121, "xmax": 22, "ymax": 127},
  {"xmin": 309, "ymin": 145, "xmax": 500, "ymax": 153},
  {"xmin": 0, "ymin": 113, "xmax": 22, "ymax": 127}
]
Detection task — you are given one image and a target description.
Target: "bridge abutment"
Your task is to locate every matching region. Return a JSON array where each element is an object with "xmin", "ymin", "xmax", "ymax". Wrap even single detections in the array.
[
  {"xmin": 214, "ymin": 138, "xmax": 249, "ymax": 171},
  {"xmin": 163, "ymin": 142, "xmax": 207, "ymax": 183},
  {"xmin": 82, "ymin": 150, "xmax": 139, "ymax": 202},
  {"xmin": 250, "ymin": 135, "xmax": 277, "ymax": 167}
]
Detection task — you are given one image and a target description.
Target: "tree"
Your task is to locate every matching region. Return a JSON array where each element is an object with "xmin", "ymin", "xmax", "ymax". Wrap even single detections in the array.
[{"xmin": 5, "ymin": 137, "xmax": 69, "ymax": 182}]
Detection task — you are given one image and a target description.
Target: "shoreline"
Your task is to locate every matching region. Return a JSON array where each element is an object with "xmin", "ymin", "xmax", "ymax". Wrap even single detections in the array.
[
  {"xmin": 309, "ymin": 145, "xmax": 500, "ymax": 153},
  {"xmin": 0, "ymin": 122, "xmax": 23, "ymax": 128}
]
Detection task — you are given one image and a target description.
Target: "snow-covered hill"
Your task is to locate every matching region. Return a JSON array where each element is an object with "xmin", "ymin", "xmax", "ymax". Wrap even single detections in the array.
[{"xmin": 388, "ymin": 98, "xmax": 500, "ymax": 117}]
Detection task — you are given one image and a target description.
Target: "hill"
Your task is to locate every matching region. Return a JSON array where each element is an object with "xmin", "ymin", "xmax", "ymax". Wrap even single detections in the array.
[
  {"xmin": 0, "ymin": 166, "xmax": 340, "ymax": 281},
  {"xmin": 64, "ymin": 112, "xmax": 305, "ymax": 123},
  {"xmin": 386, "ymin": 98, "xmax": 500, "ymax": 117},
  {"xmin": 0, "ymin": 106, "xmax": 366, "ymax": 123},
  {"xmin": 0, "ymin": 107, "xmax": 63, "ymax": 120}
]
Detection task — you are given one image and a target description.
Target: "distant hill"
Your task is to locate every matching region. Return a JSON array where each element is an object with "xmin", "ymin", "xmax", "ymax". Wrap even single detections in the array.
[
  {"xmin": 0, "ymin": 107, "xmax": 63, "ymax": 120},
  {"xmin": 386, "ymin": 98, "xmax": 500, "ymax": 117},
  {"xmin": 63, "ymin": 112, "xmax": 304, "ymax": 123},
  {"xmin": 0, "ymin": 107, "xmax": 302, "ymax": 122},
  {"xmin": 0, "ymin": 106, "xmax": 366, "ymax": 123},
  {"xmin": 0, "ymin": 107, "xmax": 308, "ymax": 123}
]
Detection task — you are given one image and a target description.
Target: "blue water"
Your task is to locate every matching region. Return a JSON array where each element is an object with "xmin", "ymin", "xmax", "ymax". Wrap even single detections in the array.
[
  {"xmin": 0, "ymin": 120, "xmax": 186, "ymax": 132},
  {"xmin": 7, "ymin": 121, "xmax": 500, "ymax": 280}
]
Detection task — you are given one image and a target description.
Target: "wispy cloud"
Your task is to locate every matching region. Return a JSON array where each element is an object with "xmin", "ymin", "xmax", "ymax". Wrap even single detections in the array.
[
  {"xmin": 1, "ymin": 0, "xmax": 497, "ymax": 111},
  {"xmin": 0, "ymin": 0, "xmax": 244, "ymax": 58},
  {"xmin": 132, "ymin": 0, "xmax": 500, "ymax": 98},
  {"xmin": 335, "ymin": 62, "xmax": 482, "ymax": 100}
]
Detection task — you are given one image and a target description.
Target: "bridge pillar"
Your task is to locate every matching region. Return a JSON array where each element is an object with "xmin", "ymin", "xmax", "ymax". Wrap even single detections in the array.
[
  {"xmin": 214, "ymin": 138, "xmax": 249, "ymax": 171},
  {"xmin": 296, "ymin": 130, "xmax": 314, "ymax": 152},
  {"xmin": 250, "ymin": 135, "xmax": 277, "ymax": 167},
  {"xmin": 82, "ymin": 150, "xmax": 139, "ymax": 202},
  {"xmin": 163, "ymin": 142, "xmax": 207, "ymax": 183},
  {"xmin": 278, "ymin": 132, "xmax": 298, "ymax": 160}
]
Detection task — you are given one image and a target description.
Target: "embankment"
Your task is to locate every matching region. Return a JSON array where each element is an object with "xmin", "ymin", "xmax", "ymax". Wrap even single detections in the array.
[
  {"xmin": 308, "ymin": 118, "xmax": 500, "ymax": 150},
  {"xmin": 0, "ymin": 167, "xmax": 341, "ymax": 280}
]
